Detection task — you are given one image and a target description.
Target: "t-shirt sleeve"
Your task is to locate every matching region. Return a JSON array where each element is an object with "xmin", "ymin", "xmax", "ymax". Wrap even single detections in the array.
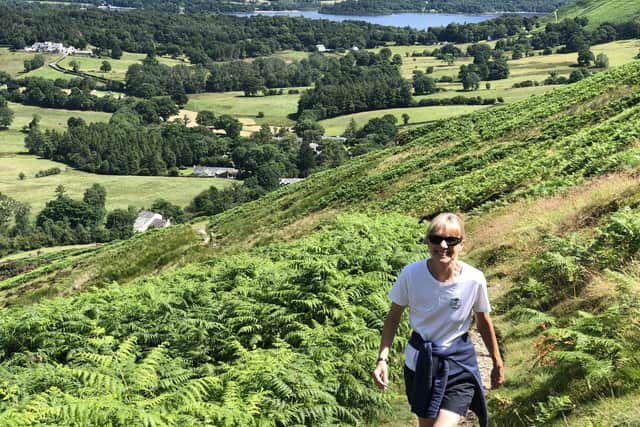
[
  {"xmin": 388, "ymin": 266, "xmax": 410, "ymax": 306},
  {"xmin": 473, "ymin": 274, "xmax": 491, "ymax": 313}
]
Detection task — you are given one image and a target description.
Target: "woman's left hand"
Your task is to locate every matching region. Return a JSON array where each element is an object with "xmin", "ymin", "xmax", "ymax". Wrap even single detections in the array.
[{"xmin": 491, "ymin": 363, "xmax": 504, "ymax": 389}]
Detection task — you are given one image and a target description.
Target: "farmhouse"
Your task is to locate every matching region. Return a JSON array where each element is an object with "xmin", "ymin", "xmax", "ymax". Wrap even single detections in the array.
[
  {"xmin": 133, "ymin": 210, "xmax": 171, "ymax": 233},
  {"xmin": 192, "ymin": 166, "xmax": 239, "ymax": 178},
  {"xmin": 24, "ymin": 41, "xmax": 93, "ymax": 56}
]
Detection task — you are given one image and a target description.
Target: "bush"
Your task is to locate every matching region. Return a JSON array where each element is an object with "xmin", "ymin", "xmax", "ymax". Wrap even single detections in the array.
[{"xmin": 35, "ymin": 167, "xmax": 61, "ymax": 178}]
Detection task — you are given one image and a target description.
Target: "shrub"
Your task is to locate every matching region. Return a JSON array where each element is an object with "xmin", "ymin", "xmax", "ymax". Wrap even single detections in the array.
[{"xmin": 35, "ymin": 167, "xmax": 61, "ymax": 178}]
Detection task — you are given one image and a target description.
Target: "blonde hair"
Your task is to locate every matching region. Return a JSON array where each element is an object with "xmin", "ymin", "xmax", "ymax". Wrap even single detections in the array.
[{"xmin": 425, "ymin": 212, "xmax": 464, "ymax": 240}]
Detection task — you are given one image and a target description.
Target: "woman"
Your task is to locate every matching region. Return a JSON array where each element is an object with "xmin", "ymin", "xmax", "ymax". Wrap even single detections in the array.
[{"xmin": 372, "ymin": 213, "xmax": 504, "ymax": 427}]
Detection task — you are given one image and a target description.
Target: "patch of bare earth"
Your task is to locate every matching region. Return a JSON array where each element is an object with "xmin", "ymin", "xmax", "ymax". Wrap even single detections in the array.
[{"xmin": 168, "ymin": 109, "xmax": 199, "ymax": 127}]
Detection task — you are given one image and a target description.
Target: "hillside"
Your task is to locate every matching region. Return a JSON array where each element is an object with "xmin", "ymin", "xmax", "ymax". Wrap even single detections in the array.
[
  {"xmin": 1, "ymin": 62, "xmax": 640, "ymax": 425},
  {"xmin": 544, "ymin": 0, "xmax": 640, "ymax": 28}
]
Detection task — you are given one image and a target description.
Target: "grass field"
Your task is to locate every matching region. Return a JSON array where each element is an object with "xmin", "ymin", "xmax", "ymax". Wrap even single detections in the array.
[
  {"xmin": 186, "ymin": 90, "xmax": 306, "ymax": 127},
  {"xmin": 0, "ymin": 102, "xmax": 230, "ymax": 215},
  {"xmin": 56, "ymin": 52, "xmax": 187, "ymax": 82},
  {"xmin": 0, "ymin": 48, "xmax": 59, "ymax": 76},
  {"xmin": 0, "ymin": 155, "xmax": 231, "ymax": 214},
  {"xmin": 8, "ymin": 102, "xmax": 111, "ymax": 131},
  {"xmin": 319, "ymin": 105, "xmax": 487, "ymax": 136}
]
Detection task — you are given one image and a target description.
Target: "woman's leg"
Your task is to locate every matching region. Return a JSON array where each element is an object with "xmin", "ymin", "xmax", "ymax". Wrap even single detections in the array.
[
  {"xmin": 432, "ymin": 409, "xmax": 461, "ymax": 427},
  {"xmin": 418, "ymin": 416, "xmax": 435, "ymax": 427}
]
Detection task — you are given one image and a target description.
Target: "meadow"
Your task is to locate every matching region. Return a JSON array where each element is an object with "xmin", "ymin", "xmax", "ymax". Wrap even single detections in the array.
[
  {"xmin": 0, "ymin": 103, "xmax": 232, "ymax": 216},
  {"xmin": 0, "ymin": 155, "xmax": 229, "ymax": 214},
  {"xmin": 56, "ymin": 52, "xmax": 186, "ymax": 82},
  {"xmin": 7, "ymin": 102, "xmax": 111, "ymax": 130},
  {"xmin": 0, "ymin": 48, "xmax": 59, "ymax": 76},
  {"xmin": 186, "ymin": 90, "xmax": 305, "ymax": 127},
  {"xmin": 319, "ymin": 105, "xmax": 487, "ymax": 136}
]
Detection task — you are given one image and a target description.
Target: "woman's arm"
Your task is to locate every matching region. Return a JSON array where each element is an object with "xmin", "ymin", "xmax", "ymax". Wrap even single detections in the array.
[
  {"xmin": 475, "ymin": 311, "xmax": 504, "ymax": 389},
  {"xmin": 372, "ymin": 302, "xmax": 406, "ymax": 391}
]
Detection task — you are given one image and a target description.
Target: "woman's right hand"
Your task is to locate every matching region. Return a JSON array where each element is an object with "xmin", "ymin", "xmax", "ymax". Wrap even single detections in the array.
[{"xmin": 372, "ymin": 360, "xmax": 389, "ymax": 390}]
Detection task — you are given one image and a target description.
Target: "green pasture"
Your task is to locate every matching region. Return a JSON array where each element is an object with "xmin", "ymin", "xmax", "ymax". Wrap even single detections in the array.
[
  {"xmin": 0, "ymin": 131, "xmax": 28, "ymax": 155},
  {"xmin": 0, "ymin": 155, "xmax": 231, "ymax": 214},
  {"xmin": 7, "ymin": 102, "xmax": 111, "ymax": 131},
  {"xmin": 186, "ymin": 90, "xmax": 306, "ymax": 126},
  {"xmin": 0, "ymin": 48, "xmax": 59, "ymax": 77},
  {"xmin": 56, "ymin": 52, "xmax": 186, "ymax": 82},
  {"xmin": 545, "ymin": 0, "xmax": 640, "ymax": 28},
  {"xmin": 0, "ymin": 103, "xmax": 228, "ymax": 215},
  {"xmin": 20, "ymin": 64, "xmax": 72, "ymax": 80},
  {"xmin": 319, "ymin": 104, "xmax": 486, "ymax": 136},
  {"xmin": 262, "ymin": 50, "xmax": 312, "ymax": 63}
]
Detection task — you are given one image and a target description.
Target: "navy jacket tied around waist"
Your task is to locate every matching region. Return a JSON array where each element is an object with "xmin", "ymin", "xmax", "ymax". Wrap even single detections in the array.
[{"xmin": 408, "ymin": 331, "xmax": 488, "ymax": 426}]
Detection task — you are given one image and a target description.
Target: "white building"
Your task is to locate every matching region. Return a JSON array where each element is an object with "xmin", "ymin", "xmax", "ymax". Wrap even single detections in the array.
[
  {"xmin": 192, "ymin": 166, "xmax": 239, "ymax": 178},
  {"xmin": 24, "ymin": 41, "xmax": 93, "ymax": 56},
  {"xmin": 133, "ymin": 210, "xmax": 171, "ymax": 233}
]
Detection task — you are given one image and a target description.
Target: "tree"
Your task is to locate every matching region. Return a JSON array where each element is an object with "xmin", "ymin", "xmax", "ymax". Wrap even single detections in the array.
[
  {"xmin": 577, "ymin": 46, "xmax": 595, "ymax": 67},
  {"xmin": 100, "ymin": 60, "xmax": 112, "ymax": 72},
  {"xmin": 69, "ymin": 60, "xmax": 80, "ymax": 72},
  {"xmin": 241, "ymin": 75, "xmax": 264, "ymax": 97},
  {"xmin": 0, "ymin": 96, "xmax": 13, "ymax": 129},
  {"xmin": 343, "ymin": 118, "xmax": 358, "ymax": 144},
  {"xmin": 594, "ymin": 53, "xmax": 609, "ymax": 69},
  {"xmin": 214, "ymin": 115, "xmax": 242, "ymax": 139},
  {"xmin": 151, "ymin": 199, "xmax": 184, "ymax": 223},
  {"xmin": 196, "ymin": 110, "xmax": 216, "ymax": 127},
  {"xmin": 83, "ymin": 183, "xmax": 107, "ymax": 227},
  {"xmin": 412, "ymin": 71, "xmax": 436, "ymax": 95},
  {"xmin": 36, "ymin": 189, "xmax": 93, "ymax": 229},
  {"xmin": 105, "ymin": 207, "xmax": 137, "ymax": 240},
  {"xmin": 152, "ymin": 97, "xmax": 179, "ymax": 121},
  {"xmin": 461, "ymin": 72, "xmax": 480, "ymax": 91},
  {"xmin": 402, "ymin": 113, "xmax": 410, "ymax": 126},
  {"xmin": 111, "ymin": 45, "xmax": 123, "ymax": 60}
]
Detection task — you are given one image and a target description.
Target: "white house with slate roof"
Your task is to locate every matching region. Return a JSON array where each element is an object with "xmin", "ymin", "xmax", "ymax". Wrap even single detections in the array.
[
  {"xmin": 133, "ymin": 210, "xmax": 171, "ymax": 233},
  {"xmin": 192, "ymin": 166, "xmax": 239, "ymax": 178}
]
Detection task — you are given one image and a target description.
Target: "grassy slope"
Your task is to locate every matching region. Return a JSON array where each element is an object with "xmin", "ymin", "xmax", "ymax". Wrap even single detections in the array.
[
  {"xmin": 7, "ymin": 60, "xmax": 640, "ymax": 286},
  {"xmin": 2, "ymin": 59, "xmax": 640, "ymax": 426},
  {"xmin": 543, "ymin": 0, "xmax": 640, "ymax": 28}
]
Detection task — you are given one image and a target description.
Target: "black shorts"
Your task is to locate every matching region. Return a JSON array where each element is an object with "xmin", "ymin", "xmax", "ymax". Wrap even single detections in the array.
[{"xmin": 404, "ymin": 365, "xmax": 476, "ymax": 418}]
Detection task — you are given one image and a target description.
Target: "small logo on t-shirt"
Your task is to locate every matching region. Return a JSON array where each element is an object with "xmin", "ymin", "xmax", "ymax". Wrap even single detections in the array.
[{"xmin": 449, "ymin": 297, "xmax": 461, "ymax": 309}]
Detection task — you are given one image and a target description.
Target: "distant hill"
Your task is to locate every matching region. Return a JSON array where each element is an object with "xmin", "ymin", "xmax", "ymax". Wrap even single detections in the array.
[{"xmin": 543, "ymin": 0, "xmax": 640, "ymax": 28}]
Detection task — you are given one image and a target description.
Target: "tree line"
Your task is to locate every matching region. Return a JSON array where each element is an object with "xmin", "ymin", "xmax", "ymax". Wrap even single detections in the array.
[
  {"xmin": 320, "ymin": 0, "xmax": 573, "ymax": 14},
  {"xmin": 0, "ymin": 185, "xmax": 138, "ymax": 257},
  {"xmin": 0, "ymin": 4, "xmax": 431, "ymax": 62},
  {"xmin": 297, "ymin": 49, "xmax": 411, "ymax": 119}
]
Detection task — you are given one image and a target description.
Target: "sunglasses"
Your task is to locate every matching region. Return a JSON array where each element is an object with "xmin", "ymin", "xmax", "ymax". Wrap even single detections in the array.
[{"xmin": 427, "ymin": 235, "xmax": 463, "ymax": 246}]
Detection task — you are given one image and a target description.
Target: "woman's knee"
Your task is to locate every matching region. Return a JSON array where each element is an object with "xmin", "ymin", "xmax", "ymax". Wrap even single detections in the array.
[{"xmin": 418, "ymin": 416, "xmax": 435, "ymax": 427}]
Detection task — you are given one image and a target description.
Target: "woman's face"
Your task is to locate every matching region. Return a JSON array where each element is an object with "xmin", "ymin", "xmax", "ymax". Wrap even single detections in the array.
[{"xmin": 426, "ymin": 223, "xmax": 464, "ymax": 265}]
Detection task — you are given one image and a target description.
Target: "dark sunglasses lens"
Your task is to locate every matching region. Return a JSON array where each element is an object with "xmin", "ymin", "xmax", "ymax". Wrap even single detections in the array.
[{"xmin": 428, "ymin": 235, "xmax": 461, "ymax": 246}]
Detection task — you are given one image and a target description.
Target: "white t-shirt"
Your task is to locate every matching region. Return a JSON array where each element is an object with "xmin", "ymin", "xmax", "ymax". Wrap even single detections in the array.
[{"xmin": 388, "ymin": 258, "xmax": 491, "ymax": 371}]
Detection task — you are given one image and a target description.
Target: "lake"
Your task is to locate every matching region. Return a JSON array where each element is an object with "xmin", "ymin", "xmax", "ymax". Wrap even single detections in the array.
[{"xmin": 233, "ymin": 11, "xmax": 506, "ymax": 30}]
